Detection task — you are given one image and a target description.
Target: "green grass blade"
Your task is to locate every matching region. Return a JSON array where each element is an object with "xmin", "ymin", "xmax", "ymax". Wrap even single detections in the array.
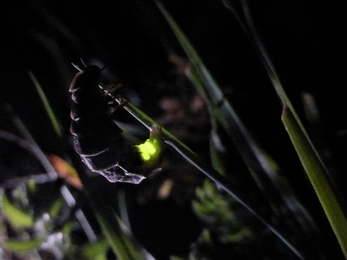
[
  {"xmin": 28, "ymin": 70, "xmax": 63, "ymax": 138},
  {"xmin": 225, "ymin": 1, "xmax": 347, "ymax": 257},
  {"xmin": 155, "ymin": 1, "xmax": 322, "ymax": 252},
  {"xmin": 79, "ymin": 162, "xmax": 154, "ymax": 260},
  {"xmin": 88, "ymin": 189, "xmax": 154, "ymax": 260},
  {"xmin": 5, "ymin": 104, "xmax": 58, "ymax": 179},
  {"xmin": 155, "ymin": 0, "xmax": 306, "ymax": 216},
  {"xmin": 94, "ymin": 210, "xmax": 139, "ymax": 260},
  {"xmin": 282, "ymin": 106, "xmax": 347, "ymax": 257}
]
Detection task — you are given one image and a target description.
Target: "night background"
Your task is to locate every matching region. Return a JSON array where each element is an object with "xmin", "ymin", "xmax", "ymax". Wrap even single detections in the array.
[{"xmin": 0, "ymin": 0, "xmax": 346, "ymax": 259}]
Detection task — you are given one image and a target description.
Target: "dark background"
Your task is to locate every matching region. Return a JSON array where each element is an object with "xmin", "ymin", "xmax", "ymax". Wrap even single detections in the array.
[
  {"xmin": 0, "ymin": 0, "xmax": 346, "ymax": 259},
  {"xmin": 1, "ymin": 0, "xmax": 346, "ymax": 160}
]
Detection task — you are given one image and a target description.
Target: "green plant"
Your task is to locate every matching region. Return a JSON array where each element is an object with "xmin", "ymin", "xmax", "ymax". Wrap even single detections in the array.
[{"xmin": 0, "ymin": 1, "xmax": 345, "ymax": 260}]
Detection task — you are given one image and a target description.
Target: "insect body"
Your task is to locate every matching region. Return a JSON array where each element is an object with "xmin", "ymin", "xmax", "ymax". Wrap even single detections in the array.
[{"xmin": 69, "ymin": 65, "xmax": 163, "ymax": 184}]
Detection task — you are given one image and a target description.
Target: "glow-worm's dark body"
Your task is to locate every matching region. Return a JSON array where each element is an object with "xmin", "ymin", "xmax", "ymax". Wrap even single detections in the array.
[{"xmin": 69, "ymin": 65, "xmax": 162, "ymax": 184}]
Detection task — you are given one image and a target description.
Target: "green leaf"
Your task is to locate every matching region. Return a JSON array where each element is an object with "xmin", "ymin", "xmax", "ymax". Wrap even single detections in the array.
[
  {"xmin": 2, "ymin": 238, "xmax": 44, "ymax": 252},
  {"xmin": 49, "ymin": 197, "xmax": 63, "ymax": 218},
  {"xmin": 1, "ymin": 193, "xmax": 33, "ymax": 228},
  {"xmin": 82, "ymin": 239, "xmax": 109, "ymax": 260}
]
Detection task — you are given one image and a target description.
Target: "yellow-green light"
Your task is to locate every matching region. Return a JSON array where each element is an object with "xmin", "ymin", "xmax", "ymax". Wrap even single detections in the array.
[
  {"xmin": 136, "ymin": 139, "xmax": 159, "ymax": 162},
  {"xmin": 135, "ymin": 125, "xmax": 164, "ymax": 169}
]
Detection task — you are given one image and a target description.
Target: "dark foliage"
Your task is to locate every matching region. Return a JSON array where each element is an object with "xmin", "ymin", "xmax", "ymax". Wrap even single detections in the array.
[{"xmin": 0, "ymin": 0, "xmax": 345, "ymax": 259}]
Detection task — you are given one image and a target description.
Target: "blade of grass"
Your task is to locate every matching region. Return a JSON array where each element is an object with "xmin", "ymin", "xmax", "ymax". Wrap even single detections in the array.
[
  {"xmin": 4, "ymin": 103, "xmax": 58, "ymax": 180},
  {"xmin": 155, "ymin": 2, "xmax": 315, "ymax": 258},
  {"xmin": 83, "ymin": 179, "xmax": 154, "ymax": 260},
  {"xmin": 92, "ymin": 202, "xmax": 152, "ymax": 260},
  {"xmin": 282, "ymin": 106, "xmax": 347, "ymax": 256},
  {"xmin": 28, "ymin": 70, "xmax": 63, "ymax": 138},
  {"xmin": 225, "ymin": 0, "xmax": 347, "ymax": 257},
  {"xmin": 155, "ymin": 2, "xmax": 316, "ymax": 237}
]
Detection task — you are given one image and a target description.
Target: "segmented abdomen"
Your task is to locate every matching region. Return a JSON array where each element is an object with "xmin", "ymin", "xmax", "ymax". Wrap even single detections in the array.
[{"xmin": 69, "ymin": 66, "xmax": 143, "ymax": 183}]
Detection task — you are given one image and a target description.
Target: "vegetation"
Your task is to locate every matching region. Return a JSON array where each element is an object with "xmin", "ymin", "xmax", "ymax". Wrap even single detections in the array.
[{"xmin": 0, "ymin": 1, "xmax": 345, "ymax": 259}]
